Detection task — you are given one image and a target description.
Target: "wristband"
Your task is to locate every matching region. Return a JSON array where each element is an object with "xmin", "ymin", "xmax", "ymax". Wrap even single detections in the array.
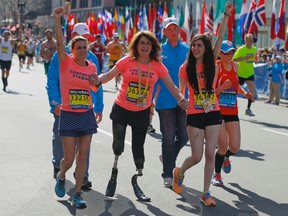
[
  {"xmin": 95, "ymin": 81, "xmax": 102, "ymax": 87},
  {"xmin": 224, "ymin": 12, "xmax": 230, "ymax": 16}
]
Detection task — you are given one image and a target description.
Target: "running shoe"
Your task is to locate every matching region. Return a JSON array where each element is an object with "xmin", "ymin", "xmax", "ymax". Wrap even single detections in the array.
[
  {"xmin": 164, "ymin": 177, "xmax": 173, "ymax": 188},
  {"xmin": 172, "ymin": 167, "xmax": 184, "ymax": 194},
  {"xmin": 222, "ymin": 157, "xmax": 231, "ymax": 173},
  {"xmin": 147, "ymin": 124, "xmax": 156, "ymax": 134},
  {"xmin": 72, "ymin": 192, "xmax": 87, "ymax": 208},
  {"xmin": 211, "ymin": 174, "xmax": 224, "ymax": 187},
  {"xmin": 55, "ymin": 172, "xmax": 66, "ymax": 197},
  {"xmin": 245, "ymin": 109, "xmax": 255, "ymax": 116},
  {"xmin": 200, "ymin": 192, "xmax": 216, "ymax": 206}
]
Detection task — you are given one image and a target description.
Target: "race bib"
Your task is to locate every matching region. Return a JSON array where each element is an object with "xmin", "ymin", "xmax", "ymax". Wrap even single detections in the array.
[
  {"xmin": 126, "ymin": 82, "xmax": 149, "ymax": 105},
  {"xmin": 219, "ymin": 89, "xmax": 237, "ymax": 108},
  {"xmin": 1, "ymin": 47, "xmax": 8, "ymax": 53},
  {"xmin": 69, "ymin": 89, "xmax": 90, "ymax": 109},
  {"xmin": 194, "ymin": 89, "xmax": 216, "ymax": 112}
]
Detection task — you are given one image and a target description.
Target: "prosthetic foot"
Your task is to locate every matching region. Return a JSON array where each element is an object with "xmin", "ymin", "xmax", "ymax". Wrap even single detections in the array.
[
  {"xmin": 105, "ymin": 156, "xmax": 119, "ymax": 197},
  {"xmin": 131, "ymin": 169, "xmax": 151, "ymax": 202}
]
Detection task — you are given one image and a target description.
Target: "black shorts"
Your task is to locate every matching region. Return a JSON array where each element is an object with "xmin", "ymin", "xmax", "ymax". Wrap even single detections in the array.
[
  {"xmin": 18, "ymin": 55, "xmax": 25, "ymax": 61},
  {"xmin": 187, "ymin": 111, "xmax": 222, "ymax": 129},
  {"xmin": 110, "ymin": 103, "xmax": 150, "ymax": 128},
  {"xmin": 0, "ymin": 60, "xmax": 12, "ymax": 71},
  {"xmin": 222, "ymin": 114, "xmax": 239, "ymax": 123},
  {"xmin": 238, "ymin": 75, "xmax": 254, "ymax": 85}
]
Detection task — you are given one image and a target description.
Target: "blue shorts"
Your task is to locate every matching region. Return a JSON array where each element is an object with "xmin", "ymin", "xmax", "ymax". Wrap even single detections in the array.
[
  {"xmin": 187, "ymin": 111, "xmax": 222, "ymax": 129},
  {"xmin": 59, "ymin": 109, "xmax": 97, "ymax": 137}
]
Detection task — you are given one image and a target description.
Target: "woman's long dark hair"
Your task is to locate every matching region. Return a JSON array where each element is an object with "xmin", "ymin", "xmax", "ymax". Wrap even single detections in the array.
[{"xmin": 186, "ymin": 34, "xmax": 215, "ymax": 92}]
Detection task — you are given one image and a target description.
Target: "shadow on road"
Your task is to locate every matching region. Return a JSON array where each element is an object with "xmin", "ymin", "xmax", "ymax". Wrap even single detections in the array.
[
  {"xmin": 235, "ymin": 149, "xmax": 265, "ymax": 161},
  {"xmin": 240, "ymin": 118, "xmax": 288, "ymax": 130},
  {"xmin": 223, "ymin": 183, "xmax": 288, "ymax": 216},
  {"xmin": 55, "ymin": 180, "xmax": 152, "ymax": 216},
  {"xmin": 2, "ymin": 89, "xmax": 33, "ymax": 96}
]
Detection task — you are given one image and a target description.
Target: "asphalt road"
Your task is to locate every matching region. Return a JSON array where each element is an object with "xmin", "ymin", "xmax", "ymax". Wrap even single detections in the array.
[{"xmin": 1, "ymin": 55, "xmax": 287, "ymax": 216}]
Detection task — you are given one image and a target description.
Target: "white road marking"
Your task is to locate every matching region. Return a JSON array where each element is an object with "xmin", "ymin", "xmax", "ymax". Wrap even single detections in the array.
[{"xmin": 263, "ymin": 128, "xmax": 288, "ymax": 137}]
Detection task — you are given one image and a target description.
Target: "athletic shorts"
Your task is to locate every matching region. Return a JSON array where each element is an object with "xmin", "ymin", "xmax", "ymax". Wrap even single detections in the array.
[
  {"xmin": 44, "ymin": 62, "xmax": 50, "ymax": 75},
  {"xmin": 59, "ymin": 109, "xmax": 97, "ymax": 137},
  {"xmin": 0, "ymin": 60, "xmax": 12, "ymax": 70},
  {"xmin": 238, "ymin": 75, "xmax": 254, "ymax": 85},
  {"xmin": 222, "ymin": 114, "xmax": 239, "ymax": 123},
  {"xmin": 18, "ymin": 55, "xmax": 26, "ymax": 61},
  {"xmin": 110, "ymin": 103, "xmax": 150, "ymax": 128},
  {"xmin": 187, "ymin": 111, "xmax": 222, "ymax": 129}
]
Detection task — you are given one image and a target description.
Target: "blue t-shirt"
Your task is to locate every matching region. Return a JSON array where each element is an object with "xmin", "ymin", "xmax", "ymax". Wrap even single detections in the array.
[
  {"xmin": 271, "ymin": 62, "xmax": 283, "ymax": 83},
  {"xmin": 156, "ymin": 40, "xmax": 189, "ymax": 109}
]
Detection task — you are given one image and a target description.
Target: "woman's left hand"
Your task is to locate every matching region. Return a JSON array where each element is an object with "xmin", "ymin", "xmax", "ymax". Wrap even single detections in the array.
[
  {"xmin": 178, "ymin": 98, "xmax": 189, "ymax": 110},
  {"xmin": 89, "ymin": 73, "xmax": 100, "ymax": 86}
]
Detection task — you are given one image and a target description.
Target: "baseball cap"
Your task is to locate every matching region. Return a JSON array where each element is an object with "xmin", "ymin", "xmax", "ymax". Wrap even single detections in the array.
[
  {"xmin": 113, "ymin": 33, "xmax": 119, "ymax": 38},
  {"xmin": 3, "ymin": 30, "xmax": 11, "ymax": 35},
  {"xmin": 221, "ymin": 40, "xmax": 235, "ymax": 53},
  {"xmin": 163, "ymin": 17, "xmax": 179, "ymax": 29},
  {"xmin": 96, "ymin": 34, "xmax": 102, "ymax": 38},
  {"xmin": 275, "ymin": 55, "xmax": 282, "ymax": 60},
  {"xmin": 72, "ymin": 23, "xmax": 90, "ymax": 35}
]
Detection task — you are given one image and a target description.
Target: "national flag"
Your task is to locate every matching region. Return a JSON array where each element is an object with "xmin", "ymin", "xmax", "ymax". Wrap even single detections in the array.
[
  {"xmin": 214, "ymin": 0, "xmax": 225, "ymax": 36},
  {"xmin": 270, "ymin": 0, "xmax": 277, "ymax": 40},
  {"xmin": 188, "ymin": 3, "xmax": 193, "ymax": 34},
  {"xmin": 153, "ymin": 11, "xmax": 162, "ymax": 42},
  {"xmin": 181, "ymin": 0, "xmax": 190, "ymax": 43},
  {"xmin": 227, "ymin": 0, "xmax": 236, "ymax": 42},
  {"xmin": 243, "ymin": 0, "xmax": 256, "ymax": 34},
  {"xmin": 143, "ymin": 4, "xmax": 148, "ymax": 30},
  {"xmin": 205, "ymin": 4, "xmax": 214, "ymax": 36},
  {"xmin": 163, "ymin": 2, "xmax": 168, "ymax": 21},
  {"xmin": 125, "ymin": 7, "xmax": 130, "ymax": 42},
  {"xmin": 248, "ymin": 0, "xmax": 266, "ymax": 34},
  {"xmin": 195, "ymin": 0, "xmax": 201, "ymax": 32},
  {"xmin": 148, "ymin": 4, "xmax": 153, "ymax": 31},
  {"xmin": 138, "ymin": 5, "xmax": 143, "ymax": 31},
  {"xmin": 200, "ymin": 1, "xmax": 206, "ymax": 34},
  {"xmin": 237, "ymin": 0, "xmax": 247, "ymax": 42},
  {"xmin": 169, "ymin": 3, "xmax": 175, "ymax": 17},
  {"xmin": 276, "ymin": 0, "xmax": 286, "ymax": 46}
]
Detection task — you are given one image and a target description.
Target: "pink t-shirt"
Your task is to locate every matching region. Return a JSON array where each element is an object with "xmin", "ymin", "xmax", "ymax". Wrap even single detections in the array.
[
  {"xmin": 115, "ymin": 56, "xmax": 168, "ymax": 111},
  {"xmin": 179, "ymin": 62, "xmax": 220, "ymax": 114},
  {"xmin": 60, "ymin": 53, "xmax": 97, "ymax": 112}
]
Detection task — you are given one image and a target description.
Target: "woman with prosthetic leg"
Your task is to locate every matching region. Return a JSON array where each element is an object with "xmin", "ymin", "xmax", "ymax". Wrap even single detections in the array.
[{"xmin": 94, "ymin": 30, "xmax": 188, "ymax": 201}]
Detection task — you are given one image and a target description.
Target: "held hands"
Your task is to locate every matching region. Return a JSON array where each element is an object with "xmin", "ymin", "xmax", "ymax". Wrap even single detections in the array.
[
  {"xmin": 89, "ymin": 73, "xmax": 101, "ymax": 86},
  {"xmin": 245, "ymin": 92, "xmax": 255, "ymax": 102},
  {"xmin": 178, "ymin": 98, "xmax": 189, "ymax": 110}
]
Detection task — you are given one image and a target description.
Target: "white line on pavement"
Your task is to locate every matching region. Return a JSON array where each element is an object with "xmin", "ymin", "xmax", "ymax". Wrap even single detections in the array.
[
  {"xmin": 98, "ymin": 128, "xmax": 132, "ymax": 145},
  {"xmin": 263, "ymin": 128, "xmax": 288, "ymax": 137}
]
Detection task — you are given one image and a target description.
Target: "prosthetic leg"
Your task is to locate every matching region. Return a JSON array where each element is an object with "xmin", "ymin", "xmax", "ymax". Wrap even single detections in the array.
[
  {"xmin": 131, "ymin": 169, "xmax": 151, "ymax": 202},
  {"xmin": 105, "ymin": 123, "xmax": 125, "ymax": 197},
  {"xmin": 105, "ymin": 122, "xmax": 150, "ymax": 201}
]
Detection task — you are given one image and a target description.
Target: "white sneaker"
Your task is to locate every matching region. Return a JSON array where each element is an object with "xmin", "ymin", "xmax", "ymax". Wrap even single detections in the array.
[{"xmin": 164, "ymin": 177, "xmax": 173, "ymax": 188}]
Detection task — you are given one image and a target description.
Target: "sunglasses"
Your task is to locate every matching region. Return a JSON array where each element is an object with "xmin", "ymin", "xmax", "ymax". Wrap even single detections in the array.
[{"xmin": 222, "ymin": 52, "xmax": 235, "ymax": 55}]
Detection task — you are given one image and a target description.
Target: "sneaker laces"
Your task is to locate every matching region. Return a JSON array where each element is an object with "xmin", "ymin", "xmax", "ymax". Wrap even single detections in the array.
[{"xmin": 223, "ymin": 159, "xmax": 231, "ymax": 167}]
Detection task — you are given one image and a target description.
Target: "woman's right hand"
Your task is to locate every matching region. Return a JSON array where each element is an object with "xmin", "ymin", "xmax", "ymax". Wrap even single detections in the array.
[{"xmin": 54, "ymin": 7, "xmax": 64, "ymax": 19}]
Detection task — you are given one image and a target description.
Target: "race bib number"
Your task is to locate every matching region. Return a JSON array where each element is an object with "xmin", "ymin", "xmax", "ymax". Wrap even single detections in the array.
[
  {"xmin": 126, "ymin": 82, "xmax": 149, "ymax": 104},
  {"xmin": 1, "ymin": 47, "xmax": 8, "ymax": 53},
  {"xmin": 219, "ymin": 89, "xmax": 237, "ymax": 108},
  {"xmin": 69, "ymin": 89, "xmax": 90, "ymax": 109},
  {"xmin": 194, "ymin": 89, "xmax": 216, "ymax": 112}
]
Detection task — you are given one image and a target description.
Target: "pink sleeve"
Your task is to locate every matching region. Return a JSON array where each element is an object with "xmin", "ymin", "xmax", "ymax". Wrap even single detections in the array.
[{"xmin": 179, "ymin": 62, "xmax": 187, "ymax": 79}]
